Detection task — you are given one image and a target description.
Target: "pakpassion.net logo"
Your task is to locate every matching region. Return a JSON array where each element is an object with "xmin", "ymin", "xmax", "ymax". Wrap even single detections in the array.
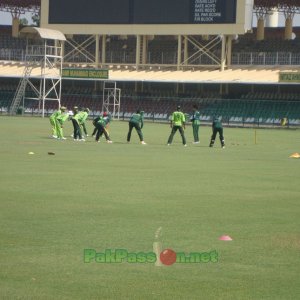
[{"xmin": 84, "ymin": 248, "xmax": 218, "ymax": 266}]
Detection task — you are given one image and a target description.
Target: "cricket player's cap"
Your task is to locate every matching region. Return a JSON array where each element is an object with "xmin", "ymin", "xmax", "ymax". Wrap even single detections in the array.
[
  {"xmin": 60, "ymin": 106, "xmax": 66, "ymax": 111},
  {"xmin": 177, "ymin": 105, "xmax": 181, "ymax": 110}
]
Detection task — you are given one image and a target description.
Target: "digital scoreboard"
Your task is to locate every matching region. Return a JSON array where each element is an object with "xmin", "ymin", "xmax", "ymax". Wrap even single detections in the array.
[
  {"xmin": 48, "ymin": 0, "xmax": 236, "ymax": 25},
  {"xmin": 41, "ymin": 0, "xmax": 253, "ymax": 35}
]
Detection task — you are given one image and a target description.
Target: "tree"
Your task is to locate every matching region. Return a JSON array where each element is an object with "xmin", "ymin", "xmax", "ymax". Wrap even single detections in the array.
[
  {"xmin": 32, "ymin": 13, "xmax": 40, "ymax": 27},
  {"xmin": 19, "ymin": 17, "xmax": 28, "ymax": 26},
  {"xmin": 254, "ymin": 0, "xmax": 300, "ymax": 40},
  {"xmin": 0, "ymin": 0, "xmax": 40, "ymax": 36},
  {"xmin": 0, "ymin": 0, "xmax": 40, "ymax": 13}
]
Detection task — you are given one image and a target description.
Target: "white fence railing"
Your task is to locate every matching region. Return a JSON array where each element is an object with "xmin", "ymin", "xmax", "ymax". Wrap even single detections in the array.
[
  {"xmin": 231, "ymin": 52, "xmax": 300, "ymax": 65},
  {"xmin": 1, "ymin": 48, "xmax": 300, "ymax": 66}
]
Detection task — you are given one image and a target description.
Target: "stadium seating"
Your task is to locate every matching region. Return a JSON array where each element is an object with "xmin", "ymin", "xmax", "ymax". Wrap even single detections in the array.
[
  {"xmin": 198, "ymin": 98, "xmax": 300, "ymax": 126},
  {"xmin": 1, "ymin": 80, "xmax": 300, "ymax": 125},
  {"xmin": 2, "ymin": 25, "xmax": 300, "ymax": 66}
]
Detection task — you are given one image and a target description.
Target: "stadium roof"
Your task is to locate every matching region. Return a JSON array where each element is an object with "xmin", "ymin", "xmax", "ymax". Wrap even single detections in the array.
[
  {"xmin": 19, "ymin": 27, "xmax": 66, "ymax": 41},
  {"xmin": 0, "ymin": 62, "xmax": 299, "ymax": 85},
  {"xmin": 106, "ymin": 66, "xmax": 300, "ymax": 85}
]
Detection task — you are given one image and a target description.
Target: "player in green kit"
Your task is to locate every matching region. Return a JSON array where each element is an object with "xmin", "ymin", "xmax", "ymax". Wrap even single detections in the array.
[
  {"xmin": 209, "ymin": 116, "xmax": 225, "ymax": 148},
  {"xmin": 95, "ymin": 114, "xmax": 112, "ymax": 143},
  {"xmin": 70, "ymin": 106, "xmax": 78, "ymax": 137},
  {"xmin": 78, "ymin": 108, "xmax": 90, "ymax": 137},
  {"xmin": 49, "ymin": 106, "xmax": 67, "ymax": 139},
  {"xmin": 127, "ymin": 110, "xmax": 146, "ymax": 145},
  {"xmin": 55, "ymin": 106, "xmax": 69, "ymax": 140},
  {"xmin": 71, "ymin": 107, "xmax": 85, "ymax": 141},
  {"xmin": 92, "ymin": 112, "xmax": 111, "ymax": 138},
  {"xmin": 190, "ymin": 104, "xmax": 201, "ymax": 144},
  {"xmin": 50, "ymin": 109, "xmax": 61, "ymax": 138},
  {"xmin": 167, "ymin": 105, "xmax": 187, "ymax": 146}
]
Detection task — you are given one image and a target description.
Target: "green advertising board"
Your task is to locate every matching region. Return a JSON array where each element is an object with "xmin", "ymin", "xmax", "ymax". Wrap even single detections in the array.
[
  {"xmin": 62, "ymin": 68, "xmax": 109, "ymax": 79},
  {"xmin": 279, "ymin": 72, "xmax": 300, "ymax": 83}
]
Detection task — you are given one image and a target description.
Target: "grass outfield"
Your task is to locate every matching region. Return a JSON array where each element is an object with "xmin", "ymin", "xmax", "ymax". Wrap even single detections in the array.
[{"xmin": 0, "ymin": 116, "xmax": 300, "ymax": 300}]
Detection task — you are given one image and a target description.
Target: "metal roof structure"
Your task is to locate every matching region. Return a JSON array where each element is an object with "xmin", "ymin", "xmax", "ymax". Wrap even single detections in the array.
[
  {"xmin": 0, "ymin": 62, "xmax": 299, "ymax": 85},
  {"xmin": 19, "ymin": 26, "xmax": 66, "ymax": 41}
]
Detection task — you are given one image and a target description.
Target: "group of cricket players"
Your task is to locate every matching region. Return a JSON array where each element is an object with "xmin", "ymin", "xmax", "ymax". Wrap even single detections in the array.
[
  {"xmin": 50, "ymin": 106, "xmax": 113, "ymax": 143},
  {"xmin": 49, "ymin": 104, "xmax": 225, "ymax": 148}
]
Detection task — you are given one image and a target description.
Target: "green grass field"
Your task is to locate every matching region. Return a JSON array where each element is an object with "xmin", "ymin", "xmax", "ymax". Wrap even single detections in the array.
[{"xmin": 0, "ymin": 116, "xmax": 300, "ymax": 300}]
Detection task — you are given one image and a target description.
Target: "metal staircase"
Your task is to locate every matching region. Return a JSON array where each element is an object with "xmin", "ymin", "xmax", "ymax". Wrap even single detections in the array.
[{"xmin": 9, "ymin": 63, "xmax": 34, "ymax": 114}]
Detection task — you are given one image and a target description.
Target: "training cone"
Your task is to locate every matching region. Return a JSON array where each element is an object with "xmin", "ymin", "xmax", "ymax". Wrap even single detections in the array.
[
  {"xmin": 219, "ymin": 235, "xmax": 233, "ymax": 241},
  {"xmin": 28, "ymin": 152, "xmax": 34, "ymax": 155},
  {"xmin": 289, "ymin": 153, "xmax": 300, "ymax": 158}
]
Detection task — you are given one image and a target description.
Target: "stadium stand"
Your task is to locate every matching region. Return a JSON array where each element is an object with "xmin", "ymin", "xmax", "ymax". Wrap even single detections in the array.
[
  {"xmin": 2, "ymin": 25, "xmax": 300, "ymax": 66},
  {"xmin": 1, "ymin": 21, "xmax": 300, "ymax": 126},
  {"xmin": 1, "ymin": 78, "xmax": 300, "ymax": 126}
]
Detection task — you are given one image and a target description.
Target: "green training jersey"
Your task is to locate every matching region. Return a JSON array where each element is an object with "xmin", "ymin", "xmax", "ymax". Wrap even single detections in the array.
[
  {"xmin": 97, "ymin": 116, "xmax": 108, "ymax": 126},
  {"xmin": 130, "ymin": 113, "xmax": 144, "ymax": 128},
  {"xmin": 172, "ymin": 111, "xmax": 185, "ymax": 127},
  {"xmin": 212, "ymin": 117, "xmax": 222, "ymax": 129},
  {"xmin": 73, "ymin": 112, "xmax": 81, "ymax": 121},
  {"xmin": 190, "ymin": 110, "xmax": 200, "ymax": 125},
  {"xmin": 56, "ymin": 112, "xmax": 69, "ymax": 125},
  {"xmin": 50, "ymin": 110, "xmax": 61, "ymax": 120},
  {"xmin": 76, "ymin": 111, "xmax": 89, "ymax": 124}
]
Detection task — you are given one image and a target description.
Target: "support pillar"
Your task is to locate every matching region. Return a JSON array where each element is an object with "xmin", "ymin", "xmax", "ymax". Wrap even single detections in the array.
[
  {"xmin": 136, "ymin": 35, "xmax": 141, "ymax": 70},
  {"xmin": 226, "ymin": 36, "xmax": 233, "ymax": 67},
  {"xmin": 12, "ymin": 17, "xmax": 19, "ymax": 38},
  {"xmin": 220, "ymin": 35, "xmax": 226, "ymax": 71},
  {"xmin": 101, "ymin": 35, "xmax": 106, "ymax": 65},
  {"xmin": 177, "ymin": 35, "xmax": 182, "ymax": 70},
  {"xmin": 142, "ymin": 35, "xmax": 147, "ymax": 64},
  {"xmin": 257, "ymin": 18, "xmax": 265, "ymax": 41},
  {"xmin": 95, "ymin": 34, "xmax": 99, "ymax": 67},
  {"xmin": 284, "ymin": 17, "xmax": 293, "ymax": 40},
  {"xmin": 183, "ymin": 36, "xmax": 188, "ymax": 65}
]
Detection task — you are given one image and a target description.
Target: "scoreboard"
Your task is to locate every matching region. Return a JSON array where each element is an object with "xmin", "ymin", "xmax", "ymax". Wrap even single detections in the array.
[
  {"xmin": 41, "ymin": 0, "xmax": 253, "ymax": 35},
  {"xmin": 48, "ymin": 0, "xmax": 236, "ymax": 25}
]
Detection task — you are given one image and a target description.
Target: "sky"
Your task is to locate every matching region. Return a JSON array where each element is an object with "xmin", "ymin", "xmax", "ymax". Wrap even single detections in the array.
[
  {"xmin": 0, "ymin": 10, "xmax": 300, "ymax": 27},
  {"xmin": 0, "ymin": 11, "xmax": 34, "ymax": 25}
]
